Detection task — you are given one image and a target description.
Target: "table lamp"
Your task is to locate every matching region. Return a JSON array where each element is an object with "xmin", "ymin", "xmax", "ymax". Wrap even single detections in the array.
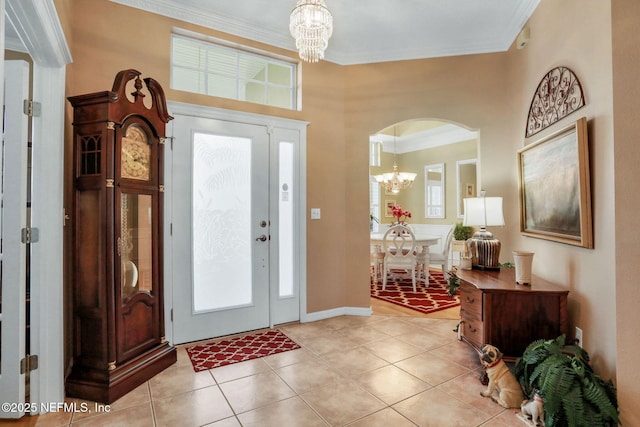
[{"xmin": 463, "ymin": 192, "xmax": 505, "ymax": 270}]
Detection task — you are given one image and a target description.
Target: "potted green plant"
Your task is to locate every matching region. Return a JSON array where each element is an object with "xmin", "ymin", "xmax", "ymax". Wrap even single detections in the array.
[
  {"xmin": 514, "ymin": 335, "xmax": 619, "ymax": 427},
  {"xmin": 453, "ymin": 222, "xmax": 474, "ymax": 268},
  {"xmin": 370, "ymin": 214, "xmax": 379, "ymax": 231},
  {"xmin": 445, "ymin": 267, "xmax": 460, "ymax": 297},
  {"xmin": 453, "ymin": 222, "xmax": 473, "ymax": 241}
]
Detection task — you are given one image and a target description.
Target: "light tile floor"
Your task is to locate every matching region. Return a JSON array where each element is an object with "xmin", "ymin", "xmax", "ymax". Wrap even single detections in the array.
[{"xmin": 2, "ymin": 315, "xmax": 528, "ymax": 426}]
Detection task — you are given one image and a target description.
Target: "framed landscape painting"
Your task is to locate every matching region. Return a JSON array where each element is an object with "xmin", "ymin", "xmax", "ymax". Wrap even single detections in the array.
[{"xmin": 517, "ymin": 117, "xmax": 593, "ymax": 248}]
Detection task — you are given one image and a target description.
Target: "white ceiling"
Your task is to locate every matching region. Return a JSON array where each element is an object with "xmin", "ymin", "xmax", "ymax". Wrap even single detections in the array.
[{"xmin": 110, "ymin": 0, "xmax": 540, "ymax": 65}]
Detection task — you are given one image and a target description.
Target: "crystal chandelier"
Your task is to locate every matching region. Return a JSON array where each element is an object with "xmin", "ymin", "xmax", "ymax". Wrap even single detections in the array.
[
  {"xmin": 373, "ymin": 127, "xmax": 417, "ymax": 194},
  {"xmin": 289, "ymin": 0, "xmax": 333, "ymax": 63}
]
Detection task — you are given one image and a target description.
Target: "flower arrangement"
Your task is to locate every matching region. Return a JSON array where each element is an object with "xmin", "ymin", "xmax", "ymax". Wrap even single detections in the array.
[{"xmin": 391, "ymin": 204, "xmax": 412, "ymax": 225}]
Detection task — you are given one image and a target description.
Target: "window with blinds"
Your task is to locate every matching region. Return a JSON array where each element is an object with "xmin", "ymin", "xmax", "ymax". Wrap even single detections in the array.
[{"xmin": 171, "ymin": 34, "xmax": 297, "ymax": 110}]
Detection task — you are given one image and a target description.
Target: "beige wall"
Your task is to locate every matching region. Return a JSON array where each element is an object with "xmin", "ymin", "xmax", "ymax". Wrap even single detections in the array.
[
  {"xmin": 61, "ymin": 0, "xmax": 348, "ymax": 317},
  {"xmin": 347, "ymin": 0, "xmax": 626, "ymax": 418},
  {"xmin": 506, "ymin": 0, "xmax": 616, "ymax": 381},
  {"xmin": 406, "ymin": 140, "xmax": 477, "ymax": 223},
  {"xmin": 612, "ymin": 0, "xmax": 640, "ymax": 425},
  {"xmin": 59, "ymin": 0, "xmax": 638, "ymax": 420},
  {"xmin": 345, "ymin": 52, "xmax": 513, "ymax": 308},
  {"xmin": 371, "ymin": 139, "xmax": 477, "ymax": 224}
]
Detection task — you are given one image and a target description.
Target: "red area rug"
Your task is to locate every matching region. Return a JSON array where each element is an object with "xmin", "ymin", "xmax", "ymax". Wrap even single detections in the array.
[
  {"xmin": 371, "ymin": 270, "xmax": 460, "ymax": 315},
  {"xmin": 186, "ymin": 329, "xmax": 301, "ymax": 372}
]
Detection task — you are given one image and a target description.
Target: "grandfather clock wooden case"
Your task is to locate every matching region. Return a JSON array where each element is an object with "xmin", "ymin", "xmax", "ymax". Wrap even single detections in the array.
[{"xmin": 66, "ymin": 70, "xmax": 176, "ymax": 404}]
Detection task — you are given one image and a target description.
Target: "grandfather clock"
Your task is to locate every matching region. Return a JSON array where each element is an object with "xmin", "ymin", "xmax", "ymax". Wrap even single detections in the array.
[{"xmin": 66, "ymin": 70, "xmax": 176, "ymax": 404}]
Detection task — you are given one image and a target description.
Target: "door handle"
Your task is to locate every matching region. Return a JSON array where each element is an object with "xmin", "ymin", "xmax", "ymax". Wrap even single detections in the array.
[{"xmin": 256, "ymin": 235, "xmax": 268, "ymax": 242}]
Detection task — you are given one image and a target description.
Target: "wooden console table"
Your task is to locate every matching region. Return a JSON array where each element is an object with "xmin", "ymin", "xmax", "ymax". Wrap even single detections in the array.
[{"xmin": 457, "ymin": 267, "xmax": 569, "ymax": 361}]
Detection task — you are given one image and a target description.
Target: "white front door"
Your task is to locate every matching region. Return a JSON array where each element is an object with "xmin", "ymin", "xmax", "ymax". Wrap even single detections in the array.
[
  {"xmin": 0, "ymin": 60, "xmax": 29, "ymax": 418},
  {"xmin": 170, "ymin": 108, "xmax": 308, "ymax": 344},
  {"xmin": 171, "ymin": 116, "xmax": 270, "ymax": 343}
]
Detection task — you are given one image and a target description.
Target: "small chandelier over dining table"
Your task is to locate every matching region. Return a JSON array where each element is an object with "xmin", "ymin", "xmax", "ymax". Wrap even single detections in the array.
[
  {"xmin": 289, "ymin": 0, "xmax": 333, "ymax": 63},
  {"xmin": 373, "ymin": 126, "xmax": 417, "ymax": 194}
]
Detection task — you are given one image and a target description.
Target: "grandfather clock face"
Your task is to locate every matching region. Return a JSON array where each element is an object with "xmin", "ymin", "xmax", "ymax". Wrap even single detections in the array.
[{"xmin": 121, "ymin": 125, "xmax": 151, "ymax": 180}]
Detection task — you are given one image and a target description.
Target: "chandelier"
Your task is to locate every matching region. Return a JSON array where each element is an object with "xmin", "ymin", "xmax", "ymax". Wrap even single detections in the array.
[
  {"xmin": 373, "ymin": 127, "xmax": 417, "ymax": 194},
  {"xmin": 289, "ymin": 0, "xmax": 333, "ymax": 63}
]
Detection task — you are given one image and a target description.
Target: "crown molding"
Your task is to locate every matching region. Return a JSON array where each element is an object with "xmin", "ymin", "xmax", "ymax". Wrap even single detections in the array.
[
  {"xmin": 111, "ymin": 0, "xmax": 295, "ymax": 53},
  {"xmin": 372, "ymin": 124, "xmax": 478, "ymax": 154}
]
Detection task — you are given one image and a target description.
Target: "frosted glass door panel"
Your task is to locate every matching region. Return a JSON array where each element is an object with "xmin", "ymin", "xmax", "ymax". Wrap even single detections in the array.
[
  {"xmin": 169, "ymin": 106, "xmax": 302, "ymax": 343},
  {"xmin": 278, "ymin": 142, "xmax": 294, "ymax": 298},
  {"xmin": 171, "ymin": 113, "xmax": 270, "ymax": 343},
  {"xmin": 192, "ymin": 133, "xmax": 252, "ymax": 312}
]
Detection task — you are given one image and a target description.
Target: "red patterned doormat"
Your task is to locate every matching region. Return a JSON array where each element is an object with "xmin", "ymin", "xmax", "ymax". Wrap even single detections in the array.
[
  {"xmin": 186, "ymin": 329, "xmax": 301, "ymax": 372},
  {"xmin": 371, "ymin": 270, "xmax": 460, "ymax": 315}
]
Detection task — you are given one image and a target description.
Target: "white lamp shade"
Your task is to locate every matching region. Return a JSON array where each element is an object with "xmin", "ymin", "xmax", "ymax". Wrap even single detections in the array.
[{"xmin": 463, "ymin": 197, "xmax": 505, "ymax": 227}]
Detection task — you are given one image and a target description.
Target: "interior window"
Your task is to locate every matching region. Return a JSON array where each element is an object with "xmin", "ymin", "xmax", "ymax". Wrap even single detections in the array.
[
  {"xmin": 171, "ymin": 34, "xmax": 297, "ymax": 110},
  {"xmin": 425, "ymin": 163, "xmax": 445, "ymax": 218}
]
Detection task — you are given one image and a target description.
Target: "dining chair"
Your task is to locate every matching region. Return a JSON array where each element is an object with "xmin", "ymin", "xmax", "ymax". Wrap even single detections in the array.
[
  {"xmin": 416, "ymin": 224, "xmax": 454, "ymax": 284},
  {"xmin": 414, "ymin": 245, "xmax": 430, "ymax": 286},
  {"xmin": 432, "ymin": 224, "xmax": 455, "ymax": 274},
  {"xmin": 382, "ymin": 224, "xmax": 418, "ymax": 292},
  {"xmin": 370, "ymin": 244, "xmax": 385, "ymax": 283}
]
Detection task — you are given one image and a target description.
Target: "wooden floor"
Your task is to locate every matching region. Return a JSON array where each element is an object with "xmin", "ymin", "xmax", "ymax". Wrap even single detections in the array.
[{"xmin": 371, "ymin": 296, "xmax": 460, "ymax": 319}]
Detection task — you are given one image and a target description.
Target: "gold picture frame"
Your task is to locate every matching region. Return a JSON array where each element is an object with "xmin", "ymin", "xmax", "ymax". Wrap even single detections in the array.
[
  {"xmin": 465, "ymin": 183, "xmax": 475, "ymax": 197},
  {"xmin": 384, "ymin": 200, "xmax": 396, "ymax": 217},
  {"xmin": 517, "ymin": 117, "xmax": 593, "ymax": 248}
]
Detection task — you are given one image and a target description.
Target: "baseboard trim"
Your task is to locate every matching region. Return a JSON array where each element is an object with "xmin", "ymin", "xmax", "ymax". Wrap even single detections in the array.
[{"xmin": 301, "ymin": 306, "xmax": 372, "ymax": 323}]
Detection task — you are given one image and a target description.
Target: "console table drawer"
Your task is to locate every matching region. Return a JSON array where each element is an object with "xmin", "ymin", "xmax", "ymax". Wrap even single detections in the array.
[
  {"xmin": 463, "ymin": 319, "xmax": 484, "ymax": 349},
  {"xmin": 459, "ymin": 284, "xmax": 482, "ymax": 321}
]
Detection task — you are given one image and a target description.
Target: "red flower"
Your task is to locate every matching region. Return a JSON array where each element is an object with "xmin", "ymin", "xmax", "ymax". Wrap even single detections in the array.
[{"xmin": 391, "ymin": 205, "xmax": 411, "ymax": 224}]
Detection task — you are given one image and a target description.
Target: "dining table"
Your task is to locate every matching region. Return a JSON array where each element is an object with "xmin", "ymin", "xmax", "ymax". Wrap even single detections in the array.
[{"xmin": 370, "ymin": 232, "xmax": 440, "ymax": 253}]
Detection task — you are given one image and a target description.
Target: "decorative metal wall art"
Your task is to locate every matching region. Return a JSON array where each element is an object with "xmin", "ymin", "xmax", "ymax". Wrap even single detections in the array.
[{"xmin": 525, "ymin": 66, "xmax": 585, "ymax": 138}]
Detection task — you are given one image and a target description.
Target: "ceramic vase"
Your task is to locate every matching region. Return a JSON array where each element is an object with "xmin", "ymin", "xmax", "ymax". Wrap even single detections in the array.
[
  {"xmin": 460, "ymin": 256, "xmax": 473, "ymax": 270},
  {"xmin": 513, "ymin": 251, "xmax": 534, "ymax": 285}
]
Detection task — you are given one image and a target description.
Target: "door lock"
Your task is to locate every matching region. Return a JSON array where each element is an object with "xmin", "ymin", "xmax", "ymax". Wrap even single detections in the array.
[
  {"xmin": 259, "ymin": 220, "xmax": 268, "ymax": 228},
  {"xmin": 256, "ymin": 235, "xmax": 268, "ymax": 242}
]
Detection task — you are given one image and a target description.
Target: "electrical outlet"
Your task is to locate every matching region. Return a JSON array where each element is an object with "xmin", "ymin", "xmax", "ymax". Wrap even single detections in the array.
[{"xmin": 575, "ymin": 327, "xmax": 583, "ymax": 348}]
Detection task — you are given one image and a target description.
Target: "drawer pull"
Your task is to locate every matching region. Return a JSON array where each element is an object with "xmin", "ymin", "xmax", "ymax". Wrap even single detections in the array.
[
  {"xmin": 469, "ymin": 326, "xmax": 477, "ymax": 333},
  {"xmin": 466, "ymin": 297, "xmax": 475, "ymax": 303}
]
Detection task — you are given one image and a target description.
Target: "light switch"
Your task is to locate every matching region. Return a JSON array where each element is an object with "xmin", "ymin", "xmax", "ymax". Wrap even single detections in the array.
[{"xmin": 311, "ymin": 208, "xmax": 321, "ymax": 220}]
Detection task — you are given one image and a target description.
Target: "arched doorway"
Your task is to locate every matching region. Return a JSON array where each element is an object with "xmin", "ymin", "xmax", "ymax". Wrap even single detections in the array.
[{"xmin": 368, "ymin": 119, "xmax": 480, "ymax": 318}]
